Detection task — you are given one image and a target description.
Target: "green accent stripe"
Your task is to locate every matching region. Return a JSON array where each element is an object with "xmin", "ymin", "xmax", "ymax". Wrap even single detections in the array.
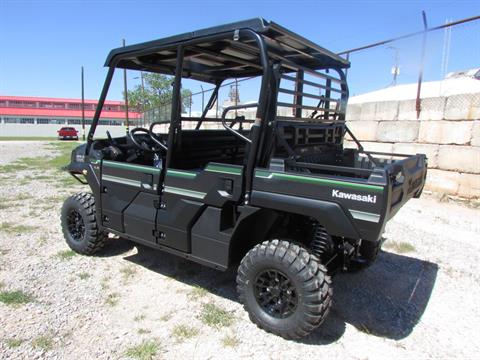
[
  {"xmin": 166, "ymin": 169, "xmax": 198, "ymax": 179},
  {"xmin": 164, "ymin": 186, "xmax": 206, "ymax": 199},
  {"xmin": 205, "ymin": 164, "xmax": 242, "ymax": 175},
  {"xmin": 255, "ymin": 170, "xmax": 383, "ymax": 192},
  {"xmin": 103, "ymin": 174, "xmax": 141, "ymax": 187},
  {"xmin": 103, "ymin": 160, "xmax": 160, "ymax": 174}
]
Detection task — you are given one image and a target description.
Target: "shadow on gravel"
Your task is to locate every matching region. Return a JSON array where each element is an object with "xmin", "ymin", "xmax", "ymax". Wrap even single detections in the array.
[
  {"xmin": 119, "ymin": 243, "xmax": 437, "ymax": 345},
  {"xmin": 303, "ymin": 250, "xmax": 438, "ymax": 344}
]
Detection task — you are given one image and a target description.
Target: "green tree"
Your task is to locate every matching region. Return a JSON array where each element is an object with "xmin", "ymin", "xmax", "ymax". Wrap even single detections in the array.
[{"xmin": 126, "ymin": 73, "xmax": 192, "ymax": 113}]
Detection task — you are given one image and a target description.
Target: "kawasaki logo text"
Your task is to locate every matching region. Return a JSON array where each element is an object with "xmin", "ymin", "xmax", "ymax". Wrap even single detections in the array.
[{"xmin": 332, "ymin": 190, "xmax": 377, "ymax": 203}]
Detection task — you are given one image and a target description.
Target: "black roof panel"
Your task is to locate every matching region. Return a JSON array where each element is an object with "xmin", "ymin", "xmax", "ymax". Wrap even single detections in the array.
[{"xmin": 105, "ymin": 18, "xmax": 349, "ymax": 83}]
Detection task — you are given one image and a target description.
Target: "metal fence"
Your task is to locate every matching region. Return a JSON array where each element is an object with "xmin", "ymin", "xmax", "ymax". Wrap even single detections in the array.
[
  {"xmin": 136, "ymin": 14, "xmax": 479, "ymax": 126},
  {"xmin": 341, "ymin": 14, "xmax": 480, "ymax": 117}
]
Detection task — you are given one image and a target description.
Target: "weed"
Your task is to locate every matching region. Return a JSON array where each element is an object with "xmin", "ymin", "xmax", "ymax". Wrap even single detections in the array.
[
  {"xmin": 105, "ymin": 292, "xmax": 120, "ymax": 306},
  {"xmin": 134, "ymin": 314, "xmax": 146, "ymax": 322},
  {"xmin": 221, "ymin": 334, "xmax": 239, "ymax": 348},
  {"xmin": 0, "ymin": 202, "xmax": 11, "ymax": 210},
  {"xmin": 78, "ymin": 272, "xmax": 90, "ymax": 280},
  {"xmin": 56, "ymin": 250, "xmax": 77, "ymax": 260},
  {"xmin": 120, "ymin": 265, "xmax": 137, "ymax": 281},
  {"xmin": 137, "ymin": 328, "xmax": 151, "ymax": 335},
  {"xmin": 199, "ymin": 303, "xmax": 235, "ymax": 328},
  {"xmin": 5, "ymin": 338, "xmax": 23, "ymax": 348},
  {"xmin": 384, "ymin": 241, "xmax": 416, "ymax": 254},
  {"xmin": 0, "ymin": 290, "xmax": 34, "ymax": 305},
  {"xmin": 0, "ymin": 222, "xmax": 35, "ymax": 235},
  {"xmin": 172, "ymin": 325, "xmax": 199, "ymax": 342},
  {"xmin": 0, "ymin": 281, "xmax": 5, "ymax": 289},
  {"xmin": 188, "ymin": 284, "xmax": 208, "ymax": 300},
  {"xmin": 38, "ymin": 235, "xmax": 48, "ymax": 245},
  {"xmin": 124, "ymin": 340, "xmax": 160, "ymax": 360},
  {"xmin": 32, "ymin": 335, "xmax": 53, "ymax": 351}
]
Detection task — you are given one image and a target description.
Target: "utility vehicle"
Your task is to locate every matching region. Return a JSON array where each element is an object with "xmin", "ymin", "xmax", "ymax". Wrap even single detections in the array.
[{"xmin": 61, "ymin": 19, "xmax": 427, "ymax": 339}]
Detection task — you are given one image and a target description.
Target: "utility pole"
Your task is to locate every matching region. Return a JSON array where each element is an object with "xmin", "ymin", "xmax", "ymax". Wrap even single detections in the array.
[
  {"xmin": 123, "ymin": 39, "xmax": 130, "ymax": 133},
  {"xmin": 416, "ymin": 11, "xmax": 428, "ymax": 119},
  {"xmin": 81, "ymin": 66, "xmax": 85, "ymax": 141}
]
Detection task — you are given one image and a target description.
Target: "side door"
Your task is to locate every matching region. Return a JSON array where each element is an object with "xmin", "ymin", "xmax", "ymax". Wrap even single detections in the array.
[
  {"xmin": 155, "ymin": 163, "xmax": 244, "ymax": 253},
  {"xmin": 100, "ymin": 160, "xmax": 161, "ymax": 244}
]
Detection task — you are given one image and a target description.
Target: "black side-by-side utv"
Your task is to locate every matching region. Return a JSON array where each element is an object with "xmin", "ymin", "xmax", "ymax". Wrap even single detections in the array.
[{"xmin": 61, "ymin": 18, "xmax": 427, "ymax": 339}]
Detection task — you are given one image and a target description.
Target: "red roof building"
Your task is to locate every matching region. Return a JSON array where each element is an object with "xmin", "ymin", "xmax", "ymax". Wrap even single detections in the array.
[{"xmin": 0, "ymin": 95, "xmax": 140, "ymax": 126}]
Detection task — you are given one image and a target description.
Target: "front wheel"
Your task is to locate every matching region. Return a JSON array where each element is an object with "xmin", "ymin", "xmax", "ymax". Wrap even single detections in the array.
[
  {"xmin": 61, "ymin": 192, "xmax": 107, "ymax": 255},
  {"xmin": 237, "ymin": 240, "xmax": 332, "ymax": 339}
]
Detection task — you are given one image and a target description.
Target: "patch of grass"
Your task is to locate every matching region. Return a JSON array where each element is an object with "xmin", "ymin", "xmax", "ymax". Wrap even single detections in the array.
[
  {"xmin": 0, "ymin": 142, "xmax": 78, "ymax": 186},
  {"xmin": 0, "ymin": 137, "xmax": 58, "ymax": 141},
  {"xmin": 0, "ymin": 290, "xmax": 34, "ymax": 306},
  {"xmin": 384, "ymin": 241, "xmax": 416, "ymax": 254},
  {"xmin": 0, "ymin": 202, "xmax": 11, "ymax": 210},
  {"xmin": 134, "ymin": 314, "xmax": 146, "ymax": 322},
  {"xmin": 0, "ymin": 163, "xmax": 29, "ymax": 173},
  {"xmin": 38, "ymin": 235, "xmax": 48, "ymax": 245},
  {"xmin": 105, "ymin": 292, "xmax": 120, "ymax": 306},
  {"xmin": 46, "ymin": 195, "xmax": 65, "ymax": 205},
  {"xmin": 56, "ymin": 249, "xmax": 77, "ymax": 260},
  {"xmin": 221, "ymin": 334, "xmax": 239, "ymax": 348},
  {"xmin": 78, "ymin": 272, "xmax": 90, "ymax": 280},
  {"xmin": 172, "ymin": 325, "xmax": 199, "ymax": 342},
  {"xmin": 0, "ymin": 222, "xmax": 35, "ymax": 235},
  {"xmin": 32, "ymin": 335, "xmax": 53, "ymax": 351},
  {"xmin": 199, "ymin": 303, "xmax": 235, "ymax": 328},
  {"xmin": 137, "ymin": 328, "xmax": 151, "ymax": 335},
  {"xmin": 5, "ymin": 338, "xmax": 24, "ymax": 348},
  {"xmin": 124, "ymin": 340, "xmax": 160, "ymax": 360},
  {"xmin": 100, "ymin": 276, "xmax": 110, "ymax": 291},
  {"xmin": 120, "ymin": 265, "xmax": 137, "ymax": 281},
  {"xmin": 188, "ymin": 284, "xmax": 208, "ymax": 300}
]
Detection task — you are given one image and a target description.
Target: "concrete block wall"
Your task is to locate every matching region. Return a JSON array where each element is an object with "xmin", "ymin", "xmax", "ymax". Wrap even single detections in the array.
[{"xmin": 345, "ymin": 93, "xmax": 480, "ymax": 198}]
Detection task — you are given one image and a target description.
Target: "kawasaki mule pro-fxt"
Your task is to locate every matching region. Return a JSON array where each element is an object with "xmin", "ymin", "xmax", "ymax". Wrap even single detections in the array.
[{"xmin": 61, "ymin": 19, "xmax": 427, "ymax": 339}]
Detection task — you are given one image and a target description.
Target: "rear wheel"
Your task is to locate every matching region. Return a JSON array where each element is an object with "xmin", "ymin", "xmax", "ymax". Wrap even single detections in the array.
[
  {"xmin": 61, "ymin": 192, "xmax": 107, "ymax": 255},
  {"xmin": 237, "ymin": 240, "xmax": 332, "ymax": 339}
]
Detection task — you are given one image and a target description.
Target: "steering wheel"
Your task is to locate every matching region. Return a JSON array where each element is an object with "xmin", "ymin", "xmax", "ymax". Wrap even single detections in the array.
[
  {"xmin": 149, "ymin": 122, "xmax": 168, "ymax": 152},
  {"xmin": 129, "ymin": 127, "xmax": 164, "ymax": 153}
]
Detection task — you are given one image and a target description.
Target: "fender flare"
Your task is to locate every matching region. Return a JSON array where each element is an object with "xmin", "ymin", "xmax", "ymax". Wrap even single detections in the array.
[{"xmin": 250, "ymin": 190, "xmax": 360, "ymax": 239}]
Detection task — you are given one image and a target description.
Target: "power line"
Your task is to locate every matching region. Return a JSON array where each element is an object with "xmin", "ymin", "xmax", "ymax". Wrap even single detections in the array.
[{"xmin": 337, "ymin": 15, "xmax": 480, "ymax": 56}]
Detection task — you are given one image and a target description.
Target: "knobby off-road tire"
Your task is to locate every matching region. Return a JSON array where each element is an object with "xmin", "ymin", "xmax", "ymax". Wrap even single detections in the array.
[
  {"xmin": 61, "ymin": 192, "xmax": 107, "ymax": 255},
  {"xmin": 237, "ymin": 240, "xmax": 332, "ymax": 339}
]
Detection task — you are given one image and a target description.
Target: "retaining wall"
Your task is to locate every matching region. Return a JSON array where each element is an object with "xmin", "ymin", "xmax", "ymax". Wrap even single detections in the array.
[{"xmin": 345, "ymin": 93, "xmax": 480, "ymax": 198}]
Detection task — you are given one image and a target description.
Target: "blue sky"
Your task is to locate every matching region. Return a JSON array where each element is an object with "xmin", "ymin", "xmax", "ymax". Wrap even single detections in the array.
[{"xmin": 1, "ymin": 0, "xmax": 479, "ymax": 110}]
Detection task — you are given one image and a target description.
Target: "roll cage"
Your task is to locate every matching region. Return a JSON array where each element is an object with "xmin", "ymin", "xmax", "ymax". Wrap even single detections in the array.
[{"xmin": 86, "ymin": 18, "xmax": 351, "ymax": 194}]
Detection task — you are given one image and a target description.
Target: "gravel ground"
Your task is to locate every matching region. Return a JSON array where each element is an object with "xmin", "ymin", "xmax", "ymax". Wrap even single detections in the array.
[{"xmin": 0, "ymin": 141, "xmax": 479, "ymax": 360}]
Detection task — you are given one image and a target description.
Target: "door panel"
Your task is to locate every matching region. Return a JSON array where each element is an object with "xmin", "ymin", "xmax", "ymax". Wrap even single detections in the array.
[
  {"xmin": 101, "ymin": 160, "xmax": 161, "ymax": 235},
  {"xmin": 156, "ymin": 163, "xmax": 244, "ymax": 253}
]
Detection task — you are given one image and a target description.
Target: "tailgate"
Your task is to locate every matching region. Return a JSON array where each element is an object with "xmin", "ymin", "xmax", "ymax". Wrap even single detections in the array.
[{"xmin": 384, "ymin": 153, "xmax": 427, "ymax": 219}]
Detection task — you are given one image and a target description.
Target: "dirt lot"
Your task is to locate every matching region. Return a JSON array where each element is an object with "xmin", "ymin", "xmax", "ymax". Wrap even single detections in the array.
[{"xmin": 0, "ymin": 140, "xmax": 479, "ymax": 360}]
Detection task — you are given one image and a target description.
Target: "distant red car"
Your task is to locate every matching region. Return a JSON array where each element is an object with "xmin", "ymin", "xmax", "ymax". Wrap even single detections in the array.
[{"xmin": 57, "ymin": 127, "xmax": 79, "ymax": 140}]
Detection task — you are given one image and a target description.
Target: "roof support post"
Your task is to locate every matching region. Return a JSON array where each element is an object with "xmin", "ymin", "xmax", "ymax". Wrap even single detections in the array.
[
  {"xmin": 86, "ymin": 66, "xmax": 115, "ymax": 154},
  {"xmin": 238, "ymin": 29, "xmax": 270, "ymax": 198},
  {"xmin": 165, "ymin": 46, "xmax": 184, "ymax": 168}
]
